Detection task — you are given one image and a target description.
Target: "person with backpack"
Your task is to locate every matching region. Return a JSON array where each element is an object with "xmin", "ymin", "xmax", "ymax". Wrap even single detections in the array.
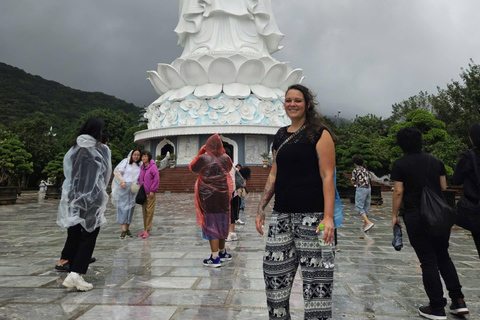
[
  {"xmin": 452, "ymin": 121, "xmax": 480, "ymax": 258},
  {"xmin": 391, "ymin": 127, "xmax": 468, "ymax": 319}
]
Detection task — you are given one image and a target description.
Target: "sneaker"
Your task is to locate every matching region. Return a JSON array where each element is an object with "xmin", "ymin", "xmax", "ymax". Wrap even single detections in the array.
[
  {"xmin": 235, "ymin": 219, "xmax": 246, "ymax": 225},
  {"xmin": 219, "ymin": 250, "xmax": 233, "ymax": 261},
  {"xmin": 55, "ymin": 262, "xmax": 70, "ymax": 272},
  {"xmin": 449, "ymin": 298, "xmax": 469, "ymax": 315},
  {"xmin": 418, "ymin": 305, "xmax": 446, "ymax": 320},
  {"xmin": 62, "ymin": 272, "xmax": 93, "ymax": 291},
  {"xmin": 225, "ymin": 232, "xmax": 238, "ymax": 242},
  {"xmin": 119, "ymin": 231, "xmax": 127, "ymax": 239},
  {"xmin": 364, "ymin": 223, "xmax": 374, "ymax": 232},
  {"xmin": 203, "ymin": 255, "xmax": 221, "ymax": 267},
  {"xmin": 125, "ymin": 230, "xmax": 133, "ymax": 238}
]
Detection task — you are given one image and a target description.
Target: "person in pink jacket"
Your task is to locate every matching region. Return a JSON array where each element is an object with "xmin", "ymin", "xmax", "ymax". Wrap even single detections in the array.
[{"xmin": 138, "ymin": 151, "xmax": 159, "ymax": 238}]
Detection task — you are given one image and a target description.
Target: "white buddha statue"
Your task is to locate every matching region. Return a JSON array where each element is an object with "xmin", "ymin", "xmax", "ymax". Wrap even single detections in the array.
[{"xmin": 174, "ymin": 0, "xmax": 284, "ymax": 58}]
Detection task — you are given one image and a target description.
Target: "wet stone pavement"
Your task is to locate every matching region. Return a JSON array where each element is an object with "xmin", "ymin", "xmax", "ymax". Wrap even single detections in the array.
[{"xmin": 0, "ymin": 191, "xmax": 479, "ymax": 320}]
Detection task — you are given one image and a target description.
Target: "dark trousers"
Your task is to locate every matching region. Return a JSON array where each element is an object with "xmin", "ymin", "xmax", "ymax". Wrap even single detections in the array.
[
  {"xmin": 230, "ymin": 195, "xmax": 240, "ymax": 224},
  {"xmin": 61, "ymin": 224, "xmax": 100, "ymax": 274},
  {"xmin": 404, "ymin": 209, "xmax": 463, "ymax": 310},
  {"xmin": 473, "ymin": 233, "xmax": 480, "ymax": 259}
]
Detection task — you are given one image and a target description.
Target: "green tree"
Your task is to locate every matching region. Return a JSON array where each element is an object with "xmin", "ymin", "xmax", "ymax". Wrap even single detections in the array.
[
  {"xmin": 390, "ymin": 91, "xmax": 434, "ymax": 123},
  {"xmin": 8, "ymin": 118, "xmax": 61, "ymax": 187},
  {"xmin": 431, "ymin": 60, "xmax": 480, "ymax": 145},
  {"xmin": 379, "ymin": 110, "xmax": 466, "ymax": 175},
  {"xmin": 0, "ymin": 131, "xmax": 34, "ymax": 186},
  {"xmin": 42, "ymin": 153, "xmax": 66, "ymax": 185}
]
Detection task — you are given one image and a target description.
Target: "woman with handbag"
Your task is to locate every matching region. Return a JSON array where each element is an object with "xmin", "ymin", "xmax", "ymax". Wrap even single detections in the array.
[
  {"xmin": 255, "ymin": 84, "xmax": 337, "ymax": 320},
  {"xmin": 57, "ymin": 117, "xmax": 112, "ymax": 291},
  {"xmin": 111, "ymin": 149, "xmax": 142, "ymax": 239},
  {"xmin": 138, "ymin": 150, "xmax": 159, "ymax": 238},
  {"xmin": 391, "ymin": 127, "xmax": 468, "ymax": 319},
  {"xmin": 452, "ymin": 121, "xmax": 480, "ymax": 258}
]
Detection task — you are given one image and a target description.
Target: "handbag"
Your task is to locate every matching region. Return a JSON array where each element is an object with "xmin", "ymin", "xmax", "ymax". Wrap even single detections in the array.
[
  {"xmin": 130, "ymin": 165, "xmax": 140, "ymax": 193},
  {"xmin": 130, "ymin": 182, "xmax": 140, "ymax": 193},
  {"xmin": 135, "ymin": 169, "xmax": 146, "ymax": 204},
  {"xmin": 455, "ymin": 150, "xmax": 480, "ymax": 233},
  {"xmin": 135, "ymin": 185, "xmax": 146, "ymax": 204},
  {"xmin": 238, "ymin": 187, "xmax": 248, "ymax": 199},
  {"xmin": 418, "ymin": 155, "xmax": 454, "ymax": 236}
]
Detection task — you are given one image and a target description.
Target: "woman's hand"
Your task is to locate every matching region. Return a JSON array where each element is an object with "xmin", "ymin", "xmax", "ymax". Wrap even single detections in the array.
[
  {"xmin": 255, "ymin": 214, "xmax": 265, "ymax": 235},
  {"xmin": 392, "ymin": 215, "xmax": 402, "ymax": 229},
  {"xmin": 148, "ymin": 192, "xmax": 154, "ymax": 200},
  {"xmin": 316, "ymin": 217, "xmax": 334, "ymax": 245},
  {"xmin": 121, "ymin": 182, "xmax": 126, "ymax": 189}
]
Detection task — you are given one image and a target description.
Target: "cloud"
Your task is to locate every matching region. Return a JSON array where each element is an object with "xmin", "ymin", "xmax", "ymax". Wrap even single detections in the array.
[{"xmin": 1, "ymin": 0, "xmax": 480, "ymax": 119}]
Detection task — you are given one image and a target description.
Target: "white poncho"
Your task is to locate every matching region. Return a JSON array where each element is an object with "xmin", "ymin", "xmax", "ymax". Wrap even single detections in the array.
[
  {"xmin": 57, "ymin": 134, "xmax": 112, "ymax": 232},
  {"xmin": 111, "ymin": 154, "xmax": 141, "ymax": 212}
]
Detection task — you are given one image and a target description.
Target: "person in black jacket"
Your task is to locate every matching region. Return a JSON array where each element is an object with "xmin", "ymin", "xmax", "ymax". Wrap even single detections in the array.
[
  {"xmin": 391, "ymin": 128, "xmax": 468, "ymax": 319},
  {"xmin": 452, "ymin": 122, "xmax": 480, "ymax": 258}
]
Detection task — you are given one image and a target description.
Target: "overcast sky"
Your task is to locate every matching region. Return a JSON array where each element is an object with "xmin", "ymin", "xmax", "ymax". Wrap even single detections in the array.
[{"xmin": 1, "ymin": 0, "xmax": 480, "ymax": 120}]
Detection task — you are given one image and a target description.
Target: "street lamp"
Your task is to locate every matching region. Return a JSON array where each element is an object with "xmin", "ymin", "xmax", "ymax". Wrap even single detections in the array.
[{"xmin": 336, "ymin": 110, "xmax": 341, "ymax": 126}]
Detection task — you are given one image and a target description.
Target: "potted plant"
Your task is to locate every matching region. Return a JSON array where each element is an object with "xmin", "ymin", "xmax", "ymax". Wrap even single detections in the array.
[
  {"xmin": 169, "ymin": 153, "xmax": 177, "ymax": 168},
  {"xmin": 0, "ymin": 132, "xmax": 34, "ymax": 204},
  {"xmin": 261, "ymin": 152, "xmax": 269, "ymax": 168},
  {"xmin": 42, "ymin": 153, "xmax": 65, "ymax": 199}
]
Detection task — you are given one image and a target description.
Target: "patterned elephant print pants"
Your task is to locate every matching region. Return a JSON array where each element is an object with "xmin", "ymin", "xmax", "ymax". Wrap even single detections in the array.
[{"xmin": 263, "ymin": 211, "xmax": 334, "ymax": 320}]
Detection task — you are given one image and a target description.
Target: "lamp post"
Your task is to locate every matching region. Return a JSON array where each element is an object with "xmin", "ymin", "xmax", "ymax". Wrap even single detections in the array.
[{"xmin": 337, "ymin": 110, "xmax": 341, "ymax": 126}]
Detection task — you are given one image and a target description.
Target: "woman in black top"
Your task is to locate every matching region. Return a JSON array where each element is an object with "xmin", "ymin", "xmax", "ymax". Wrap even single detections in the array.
[
  {"xmin": 255, "ymin": 84, "xmax": 336, "ymax": 320},
  {"xmin": 391, "ymin": 128, "xmax": 468, "ymax": 319},
  {"xmin": 452, "ymin": 122, "xmax": 480, "ymax": 258}
]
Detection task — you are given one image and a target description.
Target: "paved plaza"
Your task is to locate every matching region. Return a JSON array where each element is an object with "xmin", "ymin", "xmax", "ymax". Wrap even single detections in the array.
[{"xmin": 0, "ymin": 191, "xmax": 479, "ymax": 320}]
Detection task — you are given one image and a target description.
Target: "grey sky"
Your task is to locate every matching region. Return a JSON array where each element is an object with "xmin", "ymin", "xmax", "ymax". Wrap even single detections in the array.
[{"xmin": 1, "ymin": 0, "xmax": 480, "ymax": 120}]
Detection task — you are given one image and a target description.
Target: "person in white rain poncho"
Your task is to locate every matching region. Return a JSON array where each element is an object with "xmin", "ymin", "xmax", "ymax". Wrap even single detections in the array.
[
  {"xmin": 57, "ymin": 117, "xmax": 112, "ymax": 292},
  {"xmin": 111, "ymin": 149, "xmax": 142, "ymax": 239}
]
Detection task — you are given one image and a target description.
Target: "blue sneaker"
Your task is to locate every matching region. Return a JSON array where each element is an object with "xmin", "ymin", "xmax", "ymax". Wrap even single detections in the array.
[
  {"xmin": 203, "ymin": 255, "xmax": 221, "ymax": 267},
  {"xmin": 219, "ymin": 250, "xmax": 233, "ymax": 261}
]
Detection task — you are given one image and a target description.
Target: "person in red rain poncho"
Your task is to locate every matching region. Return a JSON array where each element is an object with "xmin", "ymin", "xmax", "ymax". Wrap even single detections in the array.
[{"xmin": 189, "ymin": 134, "xmax": 234, "ymax": 267}]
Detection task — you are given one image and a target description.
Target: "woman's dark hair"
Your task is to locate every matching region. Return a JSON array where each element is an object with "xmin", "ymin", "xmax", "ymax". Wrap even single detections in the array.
[
  {"xmin": 397, "ymin": 127, "xmax": 423, "ymax": 153},
  {"xmin": 101, "ymin": 133, "xmax": 108, "ymax": 144},
  {"xmin": 239, "ymin": 167, "xmax": 251, "ymax": 180},
  {"xmin": 469, "ymin": 121, "xmax": 480, "ymax": 149},
  {"xmin": 141, "ymin": 150, "xmax": 152, "ymax": 162},
  {"xmin": 129, "ymin": 149, "xmax": 142, "ymax": 165},
  {"xmin": 74, "ymin": 117, "xmax": 105, "ymax": 145},
  {"xmin": 286, "ymin": 84, "xmax": 337, "ymax": 142},
  {"xmin": 352, "ymin": 155, "xmax": 364, "ymax": 166}
]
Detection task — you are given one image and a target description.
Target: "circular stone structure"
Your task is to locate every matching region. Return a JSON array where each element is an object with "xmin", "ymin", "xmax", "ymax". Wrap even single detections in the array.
[{"xmin": 135, "ymin": 0, "xmax": 303, "ymax": 166}]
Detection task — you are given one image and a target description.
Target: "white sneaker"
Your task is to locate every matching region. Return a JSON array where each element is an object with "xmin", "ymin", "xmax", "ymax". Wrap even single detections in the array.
[
  {"xmin": 364, "ymin": 223, "xmax": 374, "ymax": 232},
  {"xmin": 235, "ymin": 219, "xmax": 246, "ymax": 225},
  {"xmin": 62, "ymin": 272, "xmax": 93, "ymax": 291},
  {"xmin": 225, "ymin": 232, "xmax": 238, "ymax": 242}
]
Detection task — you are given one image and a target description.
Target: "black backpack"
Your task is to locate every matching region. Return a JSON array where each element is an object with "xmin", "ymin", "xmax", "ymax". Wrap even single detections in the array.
[{"xmin": 418, "ymin": 155, "xmax": 455, "ymax": 236}]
